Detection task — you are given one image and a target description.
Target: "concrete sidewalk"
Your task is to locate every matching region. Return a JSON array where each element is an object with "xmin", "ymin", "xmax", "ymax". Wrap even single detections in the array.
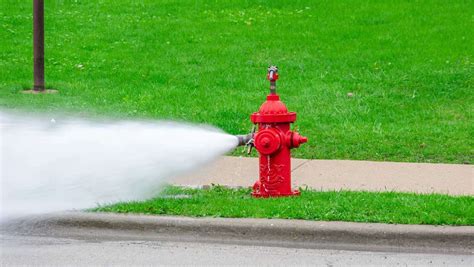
[{"xmin": 171, "ymin": 156, "xmax": 473, "ymax": 195}]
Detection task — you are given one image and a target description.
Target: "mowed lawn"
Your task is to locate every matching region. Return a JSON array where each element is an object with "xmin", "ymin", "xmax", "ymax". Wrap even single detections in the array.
[
  {"xmin": 94, "ymin": 186, "xmax": 474, "ymax": 226},
  {"xmin": 1, "ymin": 0, "xmax": 472, "ymax": 163}
]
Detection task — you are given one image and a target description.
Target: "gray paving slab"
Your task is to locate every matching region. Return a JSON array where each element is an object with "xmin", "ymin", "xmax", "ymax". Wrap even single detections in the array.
[{"xmin": 171, "ymin": 156, "xmax": 473, "ymax": 195}]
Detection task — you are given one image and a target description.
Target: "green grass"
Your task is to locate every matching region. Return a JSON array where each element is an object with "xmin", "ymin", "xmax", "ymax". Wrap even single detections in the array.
[
  {"xmin": 93, "ymin": 185, "xmax": 474, "ymax": 226},
  {"xmin": 1, "ymin": 0, "xmax": 473, "ymax": 163}
]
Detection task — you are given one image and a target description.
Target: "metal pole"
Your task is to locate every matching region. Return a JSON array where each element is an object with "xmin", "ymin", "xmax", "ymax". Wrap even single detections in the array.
[{"xmin": 33, "ymin": 0, "xmax": 44, "ymax": 91}]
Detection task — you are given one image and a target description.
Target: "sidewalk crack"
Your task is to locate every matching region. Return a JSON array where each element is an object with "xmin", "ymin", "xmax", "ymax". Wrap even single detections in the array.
[{"xmin": 292, "ymin": 160, "xmax": 310, "ymax": 173}]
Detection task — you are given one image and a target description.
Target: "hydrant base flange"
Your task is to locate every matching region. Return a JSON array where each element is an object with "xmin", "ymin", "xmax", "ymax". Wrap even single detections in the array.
[{"xmin": 251, "ymin": 190, "xmax": 301, "ymax": 198}]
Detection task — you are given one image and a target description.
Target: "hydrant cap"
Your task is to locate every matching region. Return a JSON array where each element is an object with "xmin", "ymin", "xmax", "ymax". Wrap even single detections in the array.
[
  {"xmin": 250, "ymin": 95, "xmax": 296, "ymax": 123},
  {"xmin": 259, "ymin": 95, "xmax": 288, "ymax": 115},
  {"xmin": 288, "ymin": 131, "xmax": 308, "ymax": 148},
  {"xmin": 254, "ymin": 128, "xmax": 281, "ymax": 155}
]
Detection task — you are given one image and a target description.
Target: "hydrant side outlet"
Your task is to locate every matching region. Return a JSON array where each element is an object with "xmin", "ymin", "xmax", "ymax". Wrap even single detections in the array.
[{"xmin": 250, "ymin": 66, "xmax": 308, "ymax": 198}]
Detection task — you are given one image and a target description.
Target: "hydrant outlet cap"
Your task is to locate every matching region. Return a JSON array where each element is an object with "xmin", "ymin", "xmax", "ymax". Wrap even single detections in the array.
[
  {"xmin": 254, "ymin": 129, "xmax": 281, "ymax": 155},
  {"xmin": 290, "ymin": 132, "xmax": 308, "ymax": 148}
]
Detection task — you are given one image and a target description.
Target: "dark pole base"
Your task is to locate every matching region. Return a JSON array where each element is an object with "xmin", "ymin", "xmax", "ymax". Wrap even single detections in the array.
[{"xmin": 33, "ymin": 85, "xmax": 45, "ymax": 91}]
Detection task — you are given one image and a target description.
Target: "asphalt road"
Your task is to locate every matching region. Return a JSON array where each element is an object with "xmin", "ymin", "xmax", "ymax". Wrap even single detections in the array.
[{"xmin": 1, "ymin": 234, "xmax": 472, "ymax": 266}]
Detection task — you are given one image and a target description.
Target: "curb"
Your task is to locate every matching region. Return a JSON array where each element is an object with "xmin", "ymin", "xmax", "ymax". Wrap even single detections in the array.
[{"xmin": 3, "ymin": 212, "xmax": 473, "ymax": 254}]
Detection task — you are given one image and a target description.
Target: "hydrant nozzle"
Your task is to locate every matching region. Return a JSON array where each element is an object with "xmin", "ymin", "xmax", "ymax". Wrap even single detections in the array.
[{"xmin": 236, "ymin": 133, "xmax": 253, "ymax": 147}]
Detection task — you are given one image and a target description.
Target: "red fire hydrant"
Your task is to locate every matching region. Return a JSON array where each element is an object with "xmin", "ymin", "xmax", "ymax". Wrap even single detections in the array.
[{"xmin": 246, "ymin": 66, "xmax": 308, "ymax": 197}]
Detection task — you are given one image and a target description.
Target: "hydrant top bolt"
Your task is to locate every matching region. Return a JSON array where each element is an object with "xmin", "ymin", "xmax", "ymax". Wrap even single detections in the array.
[{"xmin": 267, "ymin": 65, "xmax": 279, "ymax": 95}]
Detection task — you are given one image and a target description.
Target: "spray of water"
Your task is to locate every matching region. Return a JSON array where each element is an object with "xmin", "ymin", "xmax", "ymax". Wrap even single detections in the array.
[{"xmin": 0, "ymin": 111, "xmax": 238, "ymax": 220}]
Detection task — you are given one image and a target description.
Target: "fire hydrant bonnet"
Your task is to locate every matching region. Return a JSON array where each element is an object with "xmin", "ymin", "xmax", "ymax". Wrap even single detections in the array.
[{"xmin": 250, "ymin": 95, "xmax": 296, "ymax": 123}]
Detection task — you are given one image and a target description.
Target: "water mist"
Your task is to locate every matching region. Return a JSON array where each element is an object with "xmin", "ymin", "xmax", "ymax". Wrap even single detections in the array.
[{"xmin": 0, "ymin": 112, "xmax": 238, "ymax": 219}]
